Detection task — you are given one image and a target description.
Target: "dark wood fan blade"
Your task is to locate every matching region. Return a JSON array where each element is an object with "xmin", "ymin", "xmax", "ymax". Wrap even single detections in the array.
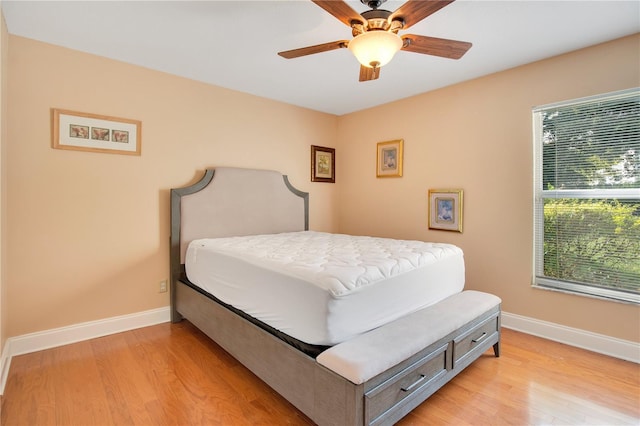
[
  {"xmin": 390, "ymin": 0, "xmax": 455, "ymax": 29},
  {"xmin": 359, "ymin": 65, "xmax": 380, "ymax": 82},
  {"xmin": 278, "ymin": 40, "xmax": 349, "ymax": 59},
  {"xmin": 401, "ymin": 34, "xmax": 471, "ymax": 59},
  {"xmin": 312, "ymin": 0, "xmax": 364, "ymax": 27}
]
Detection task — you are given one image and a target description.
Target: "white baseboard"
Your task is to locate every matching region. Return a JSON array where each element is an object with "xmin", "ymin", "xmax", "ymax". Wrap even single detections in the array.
[
  {"xmin": 502, "ymin": 311, "xmax": 639, "ymax": 363},
  {"xmin": 1, "ymin": 307, "xmax": 637, "ymax": 394},
  {"xmin": 8, "ymin": 306, "xmax": 171, "ymax": 357},
  {"xmin": 0, "ymin": 306, "xmax": 170, "ymax": 395},
  {"xmin": 0, "ymin": 340, "xmax": 11, "ymax": 395}
]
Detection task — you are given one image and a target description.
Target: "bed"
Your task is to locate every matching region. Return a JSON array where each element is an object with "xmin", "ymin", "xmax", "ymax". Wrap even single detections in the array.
[{"xmin": 170, "ymin": 167, "xmax": 501, "ymax": 426}]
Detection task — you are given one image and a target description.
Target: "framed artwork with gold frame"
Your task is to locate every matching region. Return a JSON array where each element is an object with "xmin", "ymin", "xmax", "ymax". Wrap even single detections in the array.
[
  {"xmin": 376, "ymin": 139, "xmax": 403, "ymax": 178},
  {"xmin": 311, "ymin": 145, "xmax": 335, "ymax": 183},
  {"xmin": 428, "ymin": 189, "xmax": 463, "ymax": 232}
]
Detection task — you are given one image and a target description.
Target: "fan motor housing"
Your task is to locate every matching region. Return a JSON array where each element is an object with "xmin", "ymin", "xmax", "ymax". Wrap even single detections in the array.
[
  {"xmin": 361, "ymin": 0, "xmax": 386, "ymax": 9},
  {"xmin": 362, "ymin": 9, "xmax": 391, "ymax": 29},
  {"xmin": 352, "ymin": 9, "xmax": 404, "ymax": 34}
]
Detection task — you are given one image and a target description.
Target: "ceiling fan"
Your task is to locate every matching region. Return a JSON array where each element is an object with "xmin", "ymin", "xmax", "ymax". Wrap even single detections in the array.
[{"xmin": 278, "ymin": 0, "xmax": 472, "ymax": 82}]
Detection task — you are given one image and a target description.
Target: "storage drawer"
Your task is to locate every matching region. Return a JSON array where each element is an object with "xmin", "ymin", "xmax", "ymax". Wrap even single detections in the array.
[
  {"xmin": 453, "ymin": 314, "xmax": 499, "ymax": 367},
  {"xmin": 365, "ymin": 343, "xmax": 448, "ymax": 426}
]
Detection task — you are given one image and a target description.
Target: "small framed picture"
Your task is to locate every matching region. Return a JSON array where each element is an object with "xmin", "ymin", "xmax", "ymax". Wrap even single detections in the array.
[
  {"xmin": 311, "ymin": 145, "xmax": 335, "ymax": 183},
  {"xmin": 428, "ymin": 189, "xmax": 463, "ymax": 232},
  {"xmin": 52, "ymin": 108, "xmax": 141, "ymax": 155},
  {"xmin": 376, "ymin": 139, "xmax": 403, "ymax": 178}
]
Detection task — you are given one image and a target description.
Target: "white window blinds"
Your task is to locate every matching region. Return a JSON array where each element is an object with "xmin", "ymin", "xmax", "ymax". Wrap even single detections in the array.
[{"xmin": 533, "ymin": 88, "xmax": 640, "ymax": 303}]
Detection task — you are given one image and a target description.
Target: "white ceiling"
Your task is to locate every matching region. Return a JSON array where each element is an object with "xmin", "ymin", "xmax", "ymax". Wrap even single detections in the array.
[{"xmin": 2, "ymin": 0, "xmax": 639, "ymax": 115}]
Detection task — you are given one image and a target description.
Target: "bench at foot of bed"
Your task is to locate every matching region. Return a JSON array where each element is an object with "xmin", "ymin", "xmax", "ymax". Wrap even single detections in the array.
[
  {"xmin": 175, "ymin": 282, "xmax": 500, "ymax": 426},
  {"xmin": 316, "ymin": 290, "xmax": 501, "ymax": 426}
]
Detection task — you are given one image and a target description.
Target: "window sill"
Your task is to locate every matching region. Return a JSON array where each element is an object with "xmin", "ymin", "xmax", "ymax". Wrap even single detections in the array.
[{"xmin": 532, "ymin": 283, "xmax": 639, "ymax": 305}]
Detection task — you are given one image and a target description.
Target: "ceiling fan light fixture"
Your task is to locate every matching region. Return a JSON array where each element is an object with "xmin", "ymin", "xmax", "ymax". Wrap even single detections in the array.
[{"xmin": 348, "ymin": 30, "xmax": 402, "ymax": 68}]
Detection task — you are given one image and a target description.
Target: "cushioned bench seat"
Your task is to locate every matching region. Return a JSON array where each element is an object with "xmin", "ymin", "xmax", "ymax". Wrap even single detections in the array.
[{"xmin": 318, "ymin": 290, "xmax": 501, "ymax": 384}]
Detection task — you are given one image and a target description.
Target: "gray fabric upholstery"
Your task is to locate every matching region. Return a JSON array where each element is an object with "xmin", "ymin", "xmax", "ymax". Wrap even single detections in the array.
[
  {"xmin": 317, "ymin": 290, "xmax": 501, "ymax": 384},
  {"xmin": 179, "ymin": 167, "xmax": 306, "ymax": 262}
]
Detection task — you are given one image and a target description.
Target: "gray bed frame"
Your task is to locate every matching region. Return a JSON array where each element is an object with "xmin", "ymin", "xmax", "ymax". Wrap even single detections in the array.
[{"xmin": 170, "ymin": 167, "xmax": 501, "ymax": 426}]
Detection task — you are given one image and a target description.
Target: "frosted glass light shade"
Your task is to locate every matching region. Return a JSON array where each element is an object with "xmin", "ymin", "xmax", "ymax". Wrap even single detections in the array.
[{"xmin": 348, "ymin": 31, "xmax": 403, "ymax": 68}]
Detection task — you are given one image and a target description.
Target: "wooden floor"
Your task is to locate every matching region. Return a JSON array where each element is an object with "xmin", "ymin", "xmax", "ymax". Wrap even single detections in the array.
[{"xmin": 1, "ymin": 322, "xmax": 638, "ymax": 426}]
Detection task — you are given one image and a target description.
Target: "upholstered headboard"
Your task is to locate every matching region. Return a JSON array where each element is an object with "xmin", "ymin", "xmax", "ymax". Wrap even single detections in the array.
[{"xmin": 169, "ymin": 167, "xmax": 309, "ymax": 303}]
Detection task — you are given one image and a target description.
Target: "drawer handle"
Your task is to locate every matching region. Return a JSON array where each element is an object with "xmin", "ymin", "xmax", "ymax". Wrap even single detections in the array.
[
  {"xmin": 472, "ymin": 332, "xmax": 487, "ymax": 343},
  {"xmin": 401, "ymin": 374, "xmax": 426, "ymax": 392}
]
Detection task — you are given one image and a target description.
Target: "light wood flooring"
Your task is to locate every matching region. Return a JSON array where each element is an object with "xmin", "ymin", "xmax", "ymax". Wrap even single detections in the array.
[{"xmin": 1, "ymin": 322, "xmax": 638, "ymax": 425}]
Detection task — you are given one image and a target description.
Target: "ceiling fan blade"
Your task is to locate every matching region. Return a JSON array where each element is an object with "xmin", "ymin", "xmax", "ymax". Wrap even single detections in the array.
[
  {"xmin": 359, "ymin": 65, "xmax": 380, "ymax": 82},
  {"xmin": 401, "ymin": 34, "xmax": 471, "ymax": 59},
  {"xmin": 312, "ymin": 0, "xmax": 365, "ymax": 27},
  {"xmin": 390, "ymin": 0, "xmax": 455, "ymax": 29},
  {"xmin": 278, "ymin": 40, "xmax": 349, "ymax": 59}
]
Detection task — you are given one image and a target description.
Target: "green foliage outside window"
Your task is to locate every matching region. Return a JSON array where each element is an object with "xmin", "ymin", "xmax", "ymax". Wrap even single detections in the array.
[{"xmin": 543, "ymin": 199, "xmax": 640, "ymax": 294}]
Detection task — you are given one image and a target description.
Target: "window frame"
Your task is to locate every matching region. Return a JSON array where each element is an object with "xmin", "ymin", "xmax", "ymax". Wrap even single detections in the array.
[{"xmin": 532, "ymin": 88, "xmax": 640, "ymax": 304}]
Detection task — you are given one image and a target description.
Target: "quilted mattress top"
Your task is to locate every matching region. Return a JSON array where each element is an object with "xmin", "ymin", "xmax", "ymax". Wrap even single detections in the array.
[{"xmin": 188, "ymin": 231, "xmax": 463, "ymax": 297}]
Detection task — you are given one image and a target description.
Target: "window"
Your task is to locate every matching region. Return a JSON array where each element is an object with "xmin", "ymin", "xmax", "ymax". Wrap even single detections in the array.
[{"xmin": 533, "ymin": 88, "xmax": 640, "ymax": 304}]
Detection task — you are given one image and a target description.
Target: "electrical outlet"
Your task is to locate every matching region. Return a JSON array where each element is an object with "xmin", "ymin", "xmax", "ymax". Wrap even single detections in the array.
[{"xmin": 159, "ymin": 279, "xmax": 168, "ymax": 293}]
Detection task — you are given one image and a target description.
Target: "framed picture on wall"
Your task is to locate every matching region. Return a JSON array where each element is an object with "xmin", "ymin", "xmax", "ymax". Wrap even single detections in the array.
[
  {"xmin": 52, "ymin": 108, "xmax": 142, "ymax": 155},
  {"xmin": 428, "ymin": 189, "xmax": 463, "ymax": 232},
  {"xmin": 376, "ymin": 139, "xmax": 403, "ymax": 178},
  {"xmin": 311, "ymin": 145, "xmax": 335, "ymax": 183}
]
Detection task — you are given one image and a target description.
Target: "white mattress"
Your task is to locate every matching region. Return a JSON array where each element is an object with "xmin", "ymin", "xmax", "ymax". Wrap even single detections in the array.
[{"xmin": 185, "ymin": 231, "xmax": 465, "ymax": 346}]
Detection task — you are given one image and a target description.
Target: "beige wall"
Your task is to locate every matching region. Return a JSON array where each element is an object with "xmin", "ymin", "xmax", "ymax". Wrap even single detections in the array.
[
  {"xmin": 337, "ymin": 34, "xmax": 640, "ymax": 342},
  {"xmin": 5, "ymin": 31, "xmax": 639, "ymax": 344},
  {"xmin": 1, "ymin": 8, "xmax": 7, "ymax": 359},
  {"xmin": 6, "ymin": 36, "xmax": 338, "ymax": 337}
]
